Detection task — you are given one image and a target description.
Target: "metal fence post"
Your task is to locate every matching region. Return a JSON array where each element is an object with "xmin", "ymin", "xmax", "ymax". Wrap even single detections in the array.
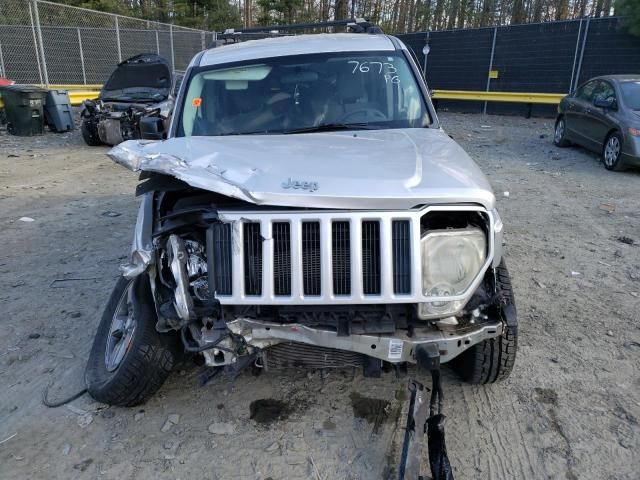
[
  {"xmin": 32, "ymin": 0, "xmax": 48, "ymax": 86},
  {"xmin": 201, "ymin": 31, "xmax": 206, "ymax": 50},
  {"xmin": 170, "ymin": 24, "xmax": 175, "ymax": 71},
  {"xmin": 155, "ymin": 30, "xmax": 160, "ymax": 54},
  {"xmin": 569, "ymin": 19, "xmax": 583, "ymax": 93},
  {"xmin": 0, "ymin": 42, "xmax": 6, "ymax": 78},
  {"xmin": 573, "ymin": 17, "xmax": 591, "ymax": 92},
  {"xmin": 29, "ymin": 1, "xmax": 44, "ymax": 85},
  {"xmin": 422, "ymin": 31, "xmax": 431, "ymax": 78},
  {"xmin": 484, "ymin": 26, "xmax": 498, "ymax": 115},
  {"xmin": 77, "ymin": 28, "xmax": 87, "ymax": 85},
  {"xmin": 115, "ymin": 15, "xmax": 122, "ymax": 62}
]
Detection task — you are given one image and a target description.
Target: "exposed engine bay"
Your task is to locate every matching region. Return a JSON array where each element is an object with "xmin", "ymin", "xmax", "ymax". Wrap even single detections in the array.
[
  {"xmin": 124, "ymin": 174, "xmax": 514, "ymax": 378},
  {"xmin": 80, "ymin": 54, "xmax": 174, "ymax": 146}
]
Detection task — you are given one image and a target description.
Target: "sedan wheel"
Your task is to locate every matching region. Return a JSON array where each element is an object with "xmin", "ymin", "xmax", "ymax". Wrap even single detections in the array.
[
  {"xmin": 553, "ymin": 118, "xmax": 570, "ymax": 147},
  {"xmin": 603, "ymin": 133, "xmax": 624, "ymax": 171}
]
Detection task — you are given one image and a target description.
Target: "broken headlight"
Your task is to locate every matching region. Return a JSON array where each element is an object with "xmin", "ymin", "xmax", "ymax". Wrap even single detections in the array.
[{"xmin": 418, "ymin": 228, "xmax": 486, "ymax": 319}]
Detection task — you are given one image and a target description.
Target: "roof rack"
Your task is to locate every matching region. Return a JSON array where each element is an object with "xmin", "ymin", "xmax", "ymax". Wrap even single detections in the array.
[{"xmin": 221, "ymin": 18, "xmax": 383, "ymax": 36}]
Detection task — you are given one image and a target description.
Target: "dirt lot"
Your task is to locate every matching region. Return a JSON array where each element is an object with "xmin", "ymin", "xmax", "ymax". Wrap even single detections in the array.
[{"xmin": 0, "ymin": 112, "xmax": 638, "ymax": 480}]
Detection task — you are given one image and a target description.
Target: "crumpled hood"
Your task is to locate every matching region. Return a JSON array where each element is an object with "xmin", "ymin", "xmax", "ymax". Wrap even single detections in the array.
[{"xmin": 109, "ymin": 128, "xmax": 495, "ymax": 210}]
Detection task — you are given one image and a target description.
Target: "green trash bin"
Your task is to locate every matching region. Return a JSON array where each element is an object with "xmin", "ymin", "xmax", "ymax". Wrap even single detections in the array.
[{"xmin": 0, "ymin": 84, "xmax": 48, "ymax": 136}]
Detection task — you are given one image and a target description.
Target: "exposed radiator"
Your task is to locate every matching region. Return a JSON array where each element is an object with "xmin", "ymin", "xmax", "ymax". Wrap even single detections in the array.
[{"xmin": 264, "ymin": 342, "xmax": 365, "ymax": 369}]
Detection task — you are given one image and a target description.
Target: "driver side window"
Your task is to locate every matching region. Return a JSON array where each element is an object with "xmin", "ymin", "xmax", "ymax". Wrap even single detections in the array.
[
  {"xmin": 576, "ymin": 80, "xmax": 597, "ymax": 102},
  {"xmin": 596, "ymin": 81, "xmax": 616, "ymax": 103}
]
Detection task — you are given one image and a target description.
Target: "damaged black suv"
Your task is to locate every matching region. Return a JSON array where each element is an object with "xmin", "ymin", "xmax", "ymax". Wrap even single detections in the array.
[{"xmin": 80, "ymin": 54, "xmax": 174, "ymax": 146}]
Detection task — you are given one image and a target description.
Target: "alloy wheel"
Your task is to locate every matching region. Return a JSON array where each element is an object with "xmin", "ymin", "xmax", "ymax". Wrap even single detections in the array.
[
  {"xmin": 104, "ymin": 280, "xmax": 137, "ymax": 372},
  {"xmin": 554, "ymin": 120, "xmax": 564, "ymax": 144},
  {"xmin": 604, "ymin": 136, "xmax": 620, "ymax": 167}
]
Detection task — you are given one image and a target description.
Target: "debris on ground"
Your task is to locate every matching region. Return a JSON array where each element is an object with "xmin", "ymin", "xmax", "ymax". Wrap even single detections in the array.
[
  {"xmin": 18, "ymin": 217, "xmax": 34, "ymax": 222},
  {"xmin": 160, "ymin": 414, "xmax": 180, "ymax": 432},
  {"xmin": 617, "ymin": 236, "xmax": 635, "ymax": 245},
  {"xmin": 207, "ymin": 422, "xmax": 236, "ymax": 435},
  {"xmin": 101, "ymin": 211, "xmax": 121, "ymax": 218},
  {"xmin": 533, "ymin": 278, "xmax": 547, "ymax": 289},
  {"xmin": 599, "ymin": 203, "xmax": 616, "ymax": 214}
]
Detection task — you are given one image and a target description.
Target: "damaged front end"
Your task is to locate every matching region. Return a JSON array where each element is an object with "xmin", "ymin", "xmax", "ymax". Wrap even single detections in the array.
[
  {"xmin": 120, "ymin": 173, "xmax": 513, "ymax": 378},
  {"xmin": 81, "ymin": 54, "xmax": 174, "ymax": 146}
]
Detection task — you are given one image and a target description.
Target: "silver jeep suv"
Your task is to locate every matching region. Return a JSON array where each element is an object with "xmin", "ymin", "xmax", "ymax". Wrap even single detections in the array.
[{"xmin": 86, "ymin": 32, "xmax": 517, "ymax": 406}]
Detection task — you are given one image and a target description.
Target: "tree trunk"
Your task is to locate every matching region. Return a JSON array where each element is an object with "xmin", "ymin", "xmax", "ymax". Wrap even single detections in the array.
[
  {"xmin": 432, "ymin": 0, "xmax": 445, "ymax": 30},
  {"xmin": 593, "ymin": 0, "xmax": 604, "ymax": 17},
  {"xmin": 512, "ymin": 0, "xmax": 525, "ymax": 24},
  {"xmin": 531, "ymin": 0, "xmax": 544, "ymax": 22},
  {"xmin": 457, "ymin": 0, "xmax": 467, "ymax": 28},
  {"xmin": 335, "ymin": 0, "xmax": 349, "ymax": 19},
  {"xmin": 554, "ymin": 0, "xmax": 569, "ymax": 20},
  {"xmin": 480, "ymin": 0, "xmax": 495, "ymax": 27},
  {"xmin": 447, "ymin": 0, "xmax": 460, "ymax": 29}
]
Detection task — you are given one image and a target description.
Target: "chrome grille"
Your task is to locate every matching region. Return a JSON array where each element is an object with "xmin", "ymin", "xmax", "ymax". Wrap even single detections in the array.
[
  {"xmin": 211, "ymin": 223, "xmax": 233, "ymax": 295},
  {"xmin": 216, "ymin": 207, "xmax": 495, "ymax": 305},
  {"xmin": 392, "ymin": 220, "xmax": 411, "ymax": 294},
  {"xmin": 272, "ymin": 222, "xmax": 291, "ymax": 296},
  {"xmin": 243, "ymin": 222, "xmax": 262, "ymax": 296},
  {"xmin": 332, "ymin": 221, "xmax": 351, "ymax": 295},
  {"xmin": 302, "ymin": 221, "xmax": 321, "ymax": 295},
  {"xmin": 361, "ymin": 220, "xmax": 381, "ymax": 295}
]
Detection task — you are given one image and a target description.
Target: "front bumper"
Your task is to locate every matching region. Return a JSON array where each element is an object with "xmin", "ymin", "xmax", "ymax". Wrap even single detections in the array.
[{"xmin": 224, "ymin": 318, "xmax": 503, "ymax": 365}]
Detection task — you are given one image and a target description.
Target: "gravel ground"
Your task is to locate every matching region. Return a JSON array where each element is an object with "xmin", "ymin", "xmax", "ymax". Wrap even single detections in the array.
[{"xmin": 0, "ymin": 112, "xmax": 638, "ymax": 480}]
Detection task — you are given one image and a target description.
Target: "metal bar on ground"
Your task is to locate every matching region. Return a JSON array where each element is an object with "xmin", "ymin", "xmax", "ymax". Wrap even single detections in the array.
[
  {"xmin": 77, "ymin": 28, "xmax": 87, "ymax": 85},
  {"xmin": 484, "ymin": 26, "xmax": 498, "ymax": 115}
]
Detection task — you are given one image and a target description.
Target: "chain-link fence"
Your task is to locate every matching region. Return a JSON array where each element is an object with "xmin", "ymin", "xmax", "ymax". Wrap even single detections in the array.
[
  {"xmin": 397, "ymin": 16, "xmax": 640, "ymax": 115},
  {"xmin": 0, "ymin": 0, "xmax": 215, "ymax": 85}
]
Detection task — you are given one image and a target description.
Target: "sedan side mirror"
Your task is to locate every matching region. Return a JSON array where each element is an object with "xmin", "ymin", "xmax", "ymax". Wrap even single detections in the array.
[
  {"xmin": 593, "ymin": 96, "xmax": 615, "ymax": 109},
  {"xmin": 140, "ymin": 116, "xmax": 166, "ymax": 140}
]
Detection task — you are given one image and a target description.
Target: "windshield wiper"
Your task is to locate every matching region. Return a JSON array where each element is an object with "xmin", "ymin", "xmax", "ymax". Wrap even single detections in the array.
[{"xmin": 283, "ymin": 123, "xmax": 384, "ymax": 134}]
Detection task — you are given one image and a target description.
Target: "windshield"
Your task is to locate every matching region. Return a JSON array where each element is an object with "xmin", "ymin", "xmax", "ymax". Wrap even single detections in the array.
[
  {"xmin": 620, "ymin": 81, "xmax": 640, "ymax": 110},
  {"xmin": 178, "ymin": 51, "xmax": 430, "ymax": 136}
]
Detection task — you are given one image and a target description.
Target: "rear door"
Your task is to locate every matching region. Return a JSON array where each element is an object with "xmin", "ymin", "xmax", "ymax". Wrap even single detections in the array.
[{"xmin": 566, "ymin": 80, "xmax": 598, "ymax": 145}]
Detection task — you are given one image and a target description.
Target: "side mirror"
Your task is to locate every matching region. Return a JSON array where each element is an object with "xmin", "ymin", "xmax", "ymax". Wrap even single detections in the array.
[
  {"xmin": 593, "ymin": 96, "xmax": 615, "ymax": 109},
  {"xmin": 139, "ymin": 116, "xmax": 166, "ymax": 140}
]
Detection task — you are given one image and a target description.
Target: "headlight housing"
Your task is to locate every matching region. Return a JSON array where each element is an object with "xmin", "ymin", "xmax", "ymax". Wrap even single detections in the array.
[{"xmin": 418, "ymin": 228, "xmax": 486, "ymax": 319}]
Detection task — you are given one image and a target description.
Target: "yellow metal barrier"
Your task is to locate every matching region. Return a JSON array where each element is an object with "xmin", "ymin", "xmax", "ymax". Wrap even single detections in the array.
[
  {"xmin": 432, "ymin": 90, "xmax": 565, "ymax": 105},
  {"xmin": 1, "ymin": 85, "xmax": 566, "ymax": 110}
]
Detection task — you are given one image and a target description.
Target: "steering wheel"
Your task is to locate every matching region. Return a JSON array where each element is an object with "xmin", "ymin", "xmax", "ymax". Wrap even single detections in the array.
[{"xmin": 340, "ymin": 108, "xmax": 387, "ymax": 123}]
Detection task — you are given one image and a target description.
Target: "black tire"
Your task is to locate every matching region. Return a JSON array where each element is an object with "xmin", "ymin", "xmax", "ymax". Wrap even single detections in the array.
[
  {"xmin": 553, "ymin": 116, "xmax": 571, "ymax": 147},
  {"xmin": 602, "ymin": 132, "xmax": 625, "ymax": 171},
  {"xmin": 453, "ymin": 261, "xmax": 518, "ymax": 384},
  {"xmin": 81, "ymin": 119, "xmax": 102, "ymax": 146},
  {"xmin": 85, "ymin": 276, "xmax": 179, "ymax": 406}
]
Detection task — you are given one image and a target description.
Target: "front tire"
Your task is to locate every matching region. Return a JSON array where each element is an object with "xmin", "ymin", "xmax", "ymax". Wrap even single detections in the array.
[
  {"xmin": 453, "ymin": 261, "xmax": 518, "ymax": 384},
  {"xmin": 553, "ymin": 117, "xmax": 570, "ymax": 147},
  {"xmin": 81, "ymin": 118, "xmax": 102, "ymax": 146},
  {"xmin": 85, "ymin": 276, "xmax": 179, "ymax": 406},
  {"xmin": 602, "ymin": 132, "xmax": 625, "ymax": 171}
]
